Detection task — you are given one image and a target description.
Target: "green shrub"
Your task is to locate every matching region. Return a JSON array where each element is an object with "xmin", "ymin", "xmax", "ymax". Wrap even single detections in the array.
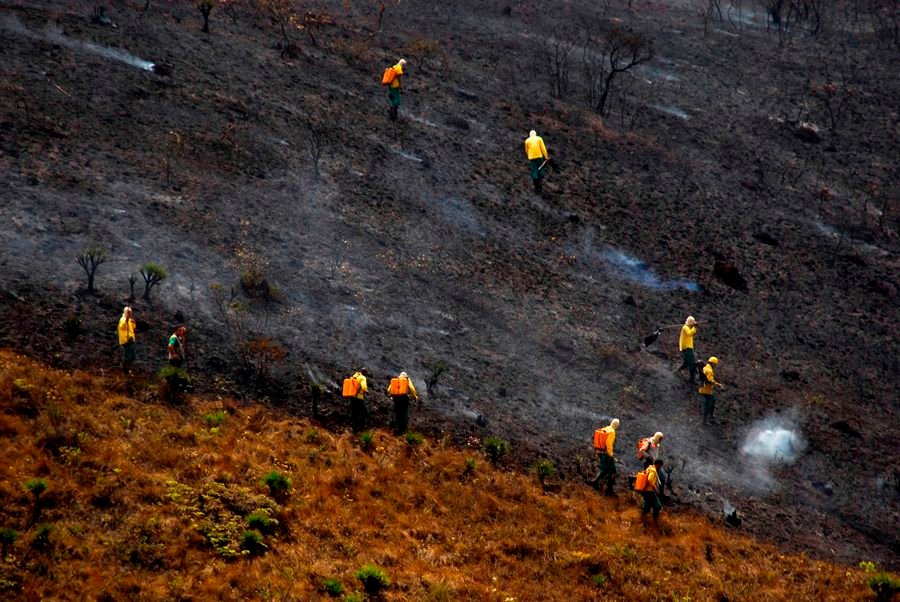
[
  {"xmin": 532, "ymin": 459, "xmax": 556, "ymax": 484},
  {"xmin": 861, "ymin": 562, "xmax": 900, "ymax": 602},
  {"xmin": 241, "ymin": 529, "xmax": 266, "ymax": 555},
  {"xmin": 482, "ymin": 436, "xmax": 510, "ymax": 464},
  {"xmin": 203, "ymin": 410, "xmax": 227, "ymax": 426},
  {"xmin": 321, "ymin": 578, "xmax": 344, "ymax": 597},
  {"xmin": 463, "ymin": 457, "xmax": 477, "ymax": 477},
  {"xmin": 140, "ymin": 262, "xmax": 167, "ymax": 299},
  {"xmin": 262, "ymin": 471, "xmax": 291, "ymax": 497},
  {"xmin": 32, "ymin": 523, "xmax": 52, "ymax": 549},
  {"xmin": 404, "ymin": 431, "xmax": 424, "ymax": 446},
  {"xmin": 591, "ymin": 573, "xmax": 608, "ymax": 587},
  {"xmin": 246, "ymin": 510, "xmax": 278, "ymax": 533},
  {"xmin": 343, "ymin": 593, "xmax": 364, "ymax": 602},
  {"xmin": 0, "ymin": 528, "xmax": 18, "ymax": 557},
  {"xmin": 355, "ymin": 564, "xmax": 390, "ymax": 594},
  {"xmin": 357, "ymin": 431, "xmax": 374, "ymax": 451},
  {"xmin": 25, "ymin": 478, "xmax": 47, "ymax": 498},
  {"xmin": 305, "ymin": 428, "xmax": 321, "ymax": 444}
]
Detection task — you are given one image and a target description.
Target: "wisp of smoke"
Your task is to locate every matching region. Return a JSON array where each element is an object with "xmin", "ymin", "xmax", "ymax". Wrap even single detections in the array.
[
  {"xmin": 3, "ymin": 16, "xmax": 155, "ymax": 71},
  {"xmin": 741, "ymin": 419, "xmax": 805, "ymax": 463},
  {"xmin": 602, "ymin": 250, "xmax": 701, "ymax": 292}
]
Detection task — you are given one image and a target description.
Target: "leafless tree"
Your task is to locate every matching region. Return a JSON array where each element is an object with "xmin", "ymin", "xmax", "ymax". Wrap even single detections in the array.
[
  {"xmin": 582, "ymin": 27, "xmax": 654, "ymax": 116},
  {"xmin": 304, "ymin": 117, "xmax": 330, "ymax": 177},
  {"xmin": 540, "ymin": 32, "xmax": 576, "ymax": 100},
  {"xmin": 76, "ymin": 246, "xmax": 107, "ymax": 294}
]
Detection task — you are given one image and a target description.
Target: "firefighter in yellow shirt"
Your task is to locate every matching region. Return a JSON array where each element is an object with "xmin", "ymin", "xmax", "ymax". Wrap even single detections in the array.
[
  {"xmin": 641, "ymin": 459, "xmax": 664, "ymax": 520},
  {"xmin": 588, "ymin": 418, "xmax": 619, "ymax": 496},
  {"xmin": 387, "ymin": 371, "xmax": 418, "ymax": 434},
  {"xmin": 698, "ymin": 357, "xmax": 725, "ymax": 425},
  {"xmin": 344, "ymin": 368, "xmax": 369, "ymax": 432},
  {"xmin": 387, "ymin": 59, "xmax": 406, "ymax": 121},
  {"xmin": 524, "ymin": 130, "xmax": 551, "ymax": 193},
  {"xmin": 676, "ymin": 316, "xmax": 699, "ymax": 384},
  {"xmin": 117, "ymin": 306, "xmax": 136, "ymax": 373}
]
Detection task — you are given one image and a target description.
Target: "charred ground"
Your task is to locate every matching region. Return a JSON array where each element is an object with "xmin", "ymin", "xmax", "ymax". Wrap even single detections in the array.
[{"xmin": 1, "ymin": 0, "xmax": 898, "ymax": 570}]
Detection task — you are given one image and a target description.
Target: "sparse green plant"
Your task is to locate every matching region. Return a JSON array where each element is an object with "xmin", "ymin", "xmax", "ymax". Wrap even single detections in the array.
[
  {"xmin": 203, "ymin": 410, "xmax": 227, "ymax": 426},
  {"xmin": 426, "ymin": 360, "xmax": 448, "ymax": 396},
  {"xmin": 140, "ymin": 262, "xmax": 168, "ymax": 300},
  {"xmin": 76, "ymin": 245, "xmax": 108, "ymax": 293},
  {"xmin": 262, "ymin": 471, "xmax": 291, "ymax": 498},
  {"xmin": 246, "ymin": 510, "xmax": 278, "ymax": 533},
  {"xmin": 860, "ymin": 561, "xmax": 900, "ymax": 602},
  {"xmin": 322, "ymin": 577, "xmax": 344, "ymax": 597},
  {"xmin": 343, "ymin": 593, "xmax": 364, "ymax": 602},
  {"xmin": 355, "ymin": 563, "xmax": 390, "ymax": 594},
  {"xmin": 197, "ymin": 0, "xmax": 215, "ymax": 33},
  {"xmin": 159, "ymin": 365, "xmax": 189, "ymax": 402},
  {"xmin": 404, "ymin": 431, "xmax": 424, "ymax": 446},
  {"xmin": 0, "ymin": 528, "xmax": 18, "ymax": 557},
  {"xmin": 532, "ymin": 458, "xmax": 556, "ymax": 485},
  {"xmin": 462, "ymin": 456, "xmax": 477, "ymax": 479},
  {"xmin": 25, "ymin": 478, "xmax": 47, "ymax": 499},
  {"xmin": 305, "ymin": 427, "xmax": 321, "ymax": 444},
  {"xmin": 591, "ymin": 573, "xmax": 608, "ymax": 587},
  {"xmin": 358, "ymin": 431, "xmax": 374, "ymax": 451},
  {"xmin": 482, "ymin": 436, "xmax": 510, "ymax": 464},
  {"xmin": 32, "ymin": 523, "xmax": 52, "ymax": 550},
  {"xmin": 241, "ymin": 529, "xmax": 266, "ymax": 555}
]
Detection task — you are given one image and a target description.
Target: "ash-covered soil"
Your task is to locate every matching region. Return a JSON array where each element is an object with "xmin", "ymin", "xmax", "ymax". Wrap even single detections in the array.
[{"xmin": 1, "ymin": 0, "xmax": 898, "ymax": 569}]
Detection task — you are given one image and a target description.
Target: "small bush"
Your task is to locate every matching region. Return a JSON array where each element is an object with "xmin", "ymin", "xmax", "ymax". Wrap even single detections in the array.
[
  {"xmin": 203, "ymin": 410, "xmax": 227, "ymax": 426},
  {"xmin": 861, "ymin": 561, "xmax": 900, "ymax": 602},
  {"xmin": 246, "ymin": 510, "xmax": 278, "ymax": 533},
  {"xmin": 343, "ymin": 593, "xmax": 364, "ymax": 602},
  {"xmin": 262, "ymin": 471, "xmax": 291, "ymax": 498},
  {"xmin": 355, "ymin": 564, "xmax": 390, "ymax": 594},
  {"xmin": 305, "ymin": 428, "xmax": 321, "ymax": 444},
  {"xmin": 321, "ymin": 578, "xmax": 344, "ymax": 597},
  {"xmin": 357, "ymin": 431, "xmax": 374, "ymax": 451},
  {"xmin": 404, "ymin": 431, "xmax": 424, "ymax": 446},
  {"xmin": 482, "ymin": 436, "xmax": 510, "ymax": 464},
  {"xmin": 591, "ymin": 573, "xmax": 608, "ymax": 587},
  {"xmin": 532, "ymin": 459, "xmax": 556, "ymax": 484},
  {"xmin": 32, "ymin": 523, "xmax": 52, "ymax": 550},
  {"xmin": 241, "ymin": 529, "xmax": 266, "ymax": 555},
  {"xmin": 0, "ymin": 528, "xmax": 18, "ymax": 556},
  {"xmin": 25, "ymin": 478, "xmax": 47, "ymax": 498},
  {"xmin": 463, "ymin": 457, "xmax": 477, "ymax": 477}
]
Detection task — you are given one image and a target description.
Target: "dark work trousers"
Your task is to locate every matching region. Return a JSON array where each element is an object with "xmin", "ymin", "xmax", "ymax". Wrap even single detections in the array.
[
  {"xmin": 350, "ymin": 397, "xmax": 368, "ymax": 433},
  {"xmin": 701, "ymin": 393, "xmax": 716, "ymax": 424},
  {"xmin": 391, "ymin": 394, "xmax": 410, "ymax": 434},
  {"xmin": 642, "ymin": 490, "xmax": 662, "ymax": 518},
  {"xmin": 679, "ymin": 348, "xmax": 697, "ymax": 383},
  {"xmin": 589, "ymin": 453, "xmax": 617, "ymax": 495}
]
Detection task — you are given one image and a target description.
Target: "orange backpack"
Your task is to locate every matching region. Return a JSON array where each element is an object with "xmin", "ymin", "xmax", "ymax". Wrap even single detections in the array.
[
  {"xmin": 634, "ymin": 470, "xmax": 648, "ymax": 492},
  {"xmin": 342, "ymin": 375, "xmax": 361, "ymax": 398},
  {"xmin": 388, "ymin": 376, "xmax": 409, "ymax": 396},
  {"xmin": 381, "ymin": 67, "xmax": 396, "ymax": 85},
  {"xmin": 593, "ymin": 428, "xmax": 609, "ymax": 450}
]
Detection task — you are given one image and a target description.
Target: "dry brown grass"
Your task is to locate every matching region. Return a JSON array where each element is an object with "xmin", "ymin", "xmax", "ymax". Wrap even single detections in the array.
[{"xmin": 0, "ymin": 350, "xmax": 885, "ymax": 600}]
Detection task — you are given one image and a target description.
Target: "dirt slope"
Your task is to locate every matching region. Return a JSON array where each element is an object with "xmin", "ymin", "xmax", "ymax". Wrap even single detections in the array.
[{"xmin": 0, "ymin": 0, "xmax": 897, "ymax": 569}]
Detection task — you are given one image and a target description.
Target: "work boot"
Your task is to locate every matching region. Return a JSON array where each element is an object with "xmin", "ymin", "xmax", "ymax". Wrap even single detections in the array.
[
  {"xmin": 389, "ymin": 106, "xmax": 398, "ymax": 121},
  {"xmin": 533, "ymin": 179, "xmax": 542, "ymax": 193}
]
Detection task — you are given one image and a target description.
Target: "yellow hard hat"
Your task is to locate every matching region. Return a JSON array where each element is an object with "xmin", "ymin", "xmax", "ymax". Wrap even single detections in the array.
[{"xmin": 708, "ymin": 357, "xmax": 719, "ymax": 364}]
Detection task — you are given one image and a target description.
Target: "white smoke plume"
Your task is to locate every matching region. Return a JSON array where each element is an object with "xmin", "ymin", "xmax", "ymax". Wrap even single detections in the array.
[{"xmin": 3, "ymin": 16, "xmax": 155, "ymax": 71}]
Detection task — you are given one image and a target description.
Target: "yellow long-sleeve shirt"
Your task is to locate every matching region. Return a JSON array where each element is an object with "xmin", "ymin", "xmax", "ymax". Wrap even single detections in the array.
[
  {"xmin": 602, "ymin": 426, "xmax": 616, "ymax": 457},
  {"xmin": 524, "ymin": 135, "xmax": 548, "ymax": 160},
  {"xmin": 352, "ymin": 372, "xmax": 368, "ymax": 400},
  {"xmin": 698, "ymin": 364, "xmax": 717, "ymax": 395},
  {"xmin": 117, "ymin": 317, "xmax": 135, "ymax": 345},
  {"xmin": 390, "ymin": 63, "xmax": 403, "ymax": 89},
  {"xmin": 679, "ymin": 324, "xmax": 697, "ymax": 351},
  {"xmin": 646, "ymin": 464, "xmax": 659, "ymax": 492}
]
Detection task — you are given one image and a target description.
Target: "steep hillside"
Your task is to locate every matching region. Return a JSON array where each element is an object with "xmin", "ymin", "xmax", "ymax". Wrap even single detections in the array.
[
  {"xmin": 0, "ymin": 351, "xmax": 893, "ymax": 600},
  {"xmin": 0, "ymin": 0, "xmax": 898, "ymax": 570}
]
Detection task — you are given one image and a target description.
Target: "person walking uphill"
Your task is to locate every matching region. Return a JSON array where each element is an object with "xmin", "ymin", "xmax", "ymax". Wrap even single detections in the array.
[
  {"xmin": 676, "ymin": 316, "xmax": 700, "ymax": 384},
  {"xmin": 589, "ymin": 418, "xmax": 620, "ymax": 496},
  {"xmin": 639, "ymin": 459, "xmax": 665, "ymax": 521},
  {"xmin": 698, "ymin": 356, "xmax": 725, "ymax": 425},
  {"xmin": 342, "ymin": 368, "xmax": 369, "ymax": 432},
  {"xmin": 117, "ymin": 306, "xmax": 136, "ymax": 373},
  {"xmin": 167, "ymin": 326, "xmax": 187, "ymax": 368},
  {"xmin": 387, "ymin": 371, "xmax": 418, "ymax": 434},
  {"xmin": 382, "ymin": 58, "xmax": 407, "ymax": 121},
  {"xmin": 524, "ymin": 130, "xmax": 551, "ymax": 193}
]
